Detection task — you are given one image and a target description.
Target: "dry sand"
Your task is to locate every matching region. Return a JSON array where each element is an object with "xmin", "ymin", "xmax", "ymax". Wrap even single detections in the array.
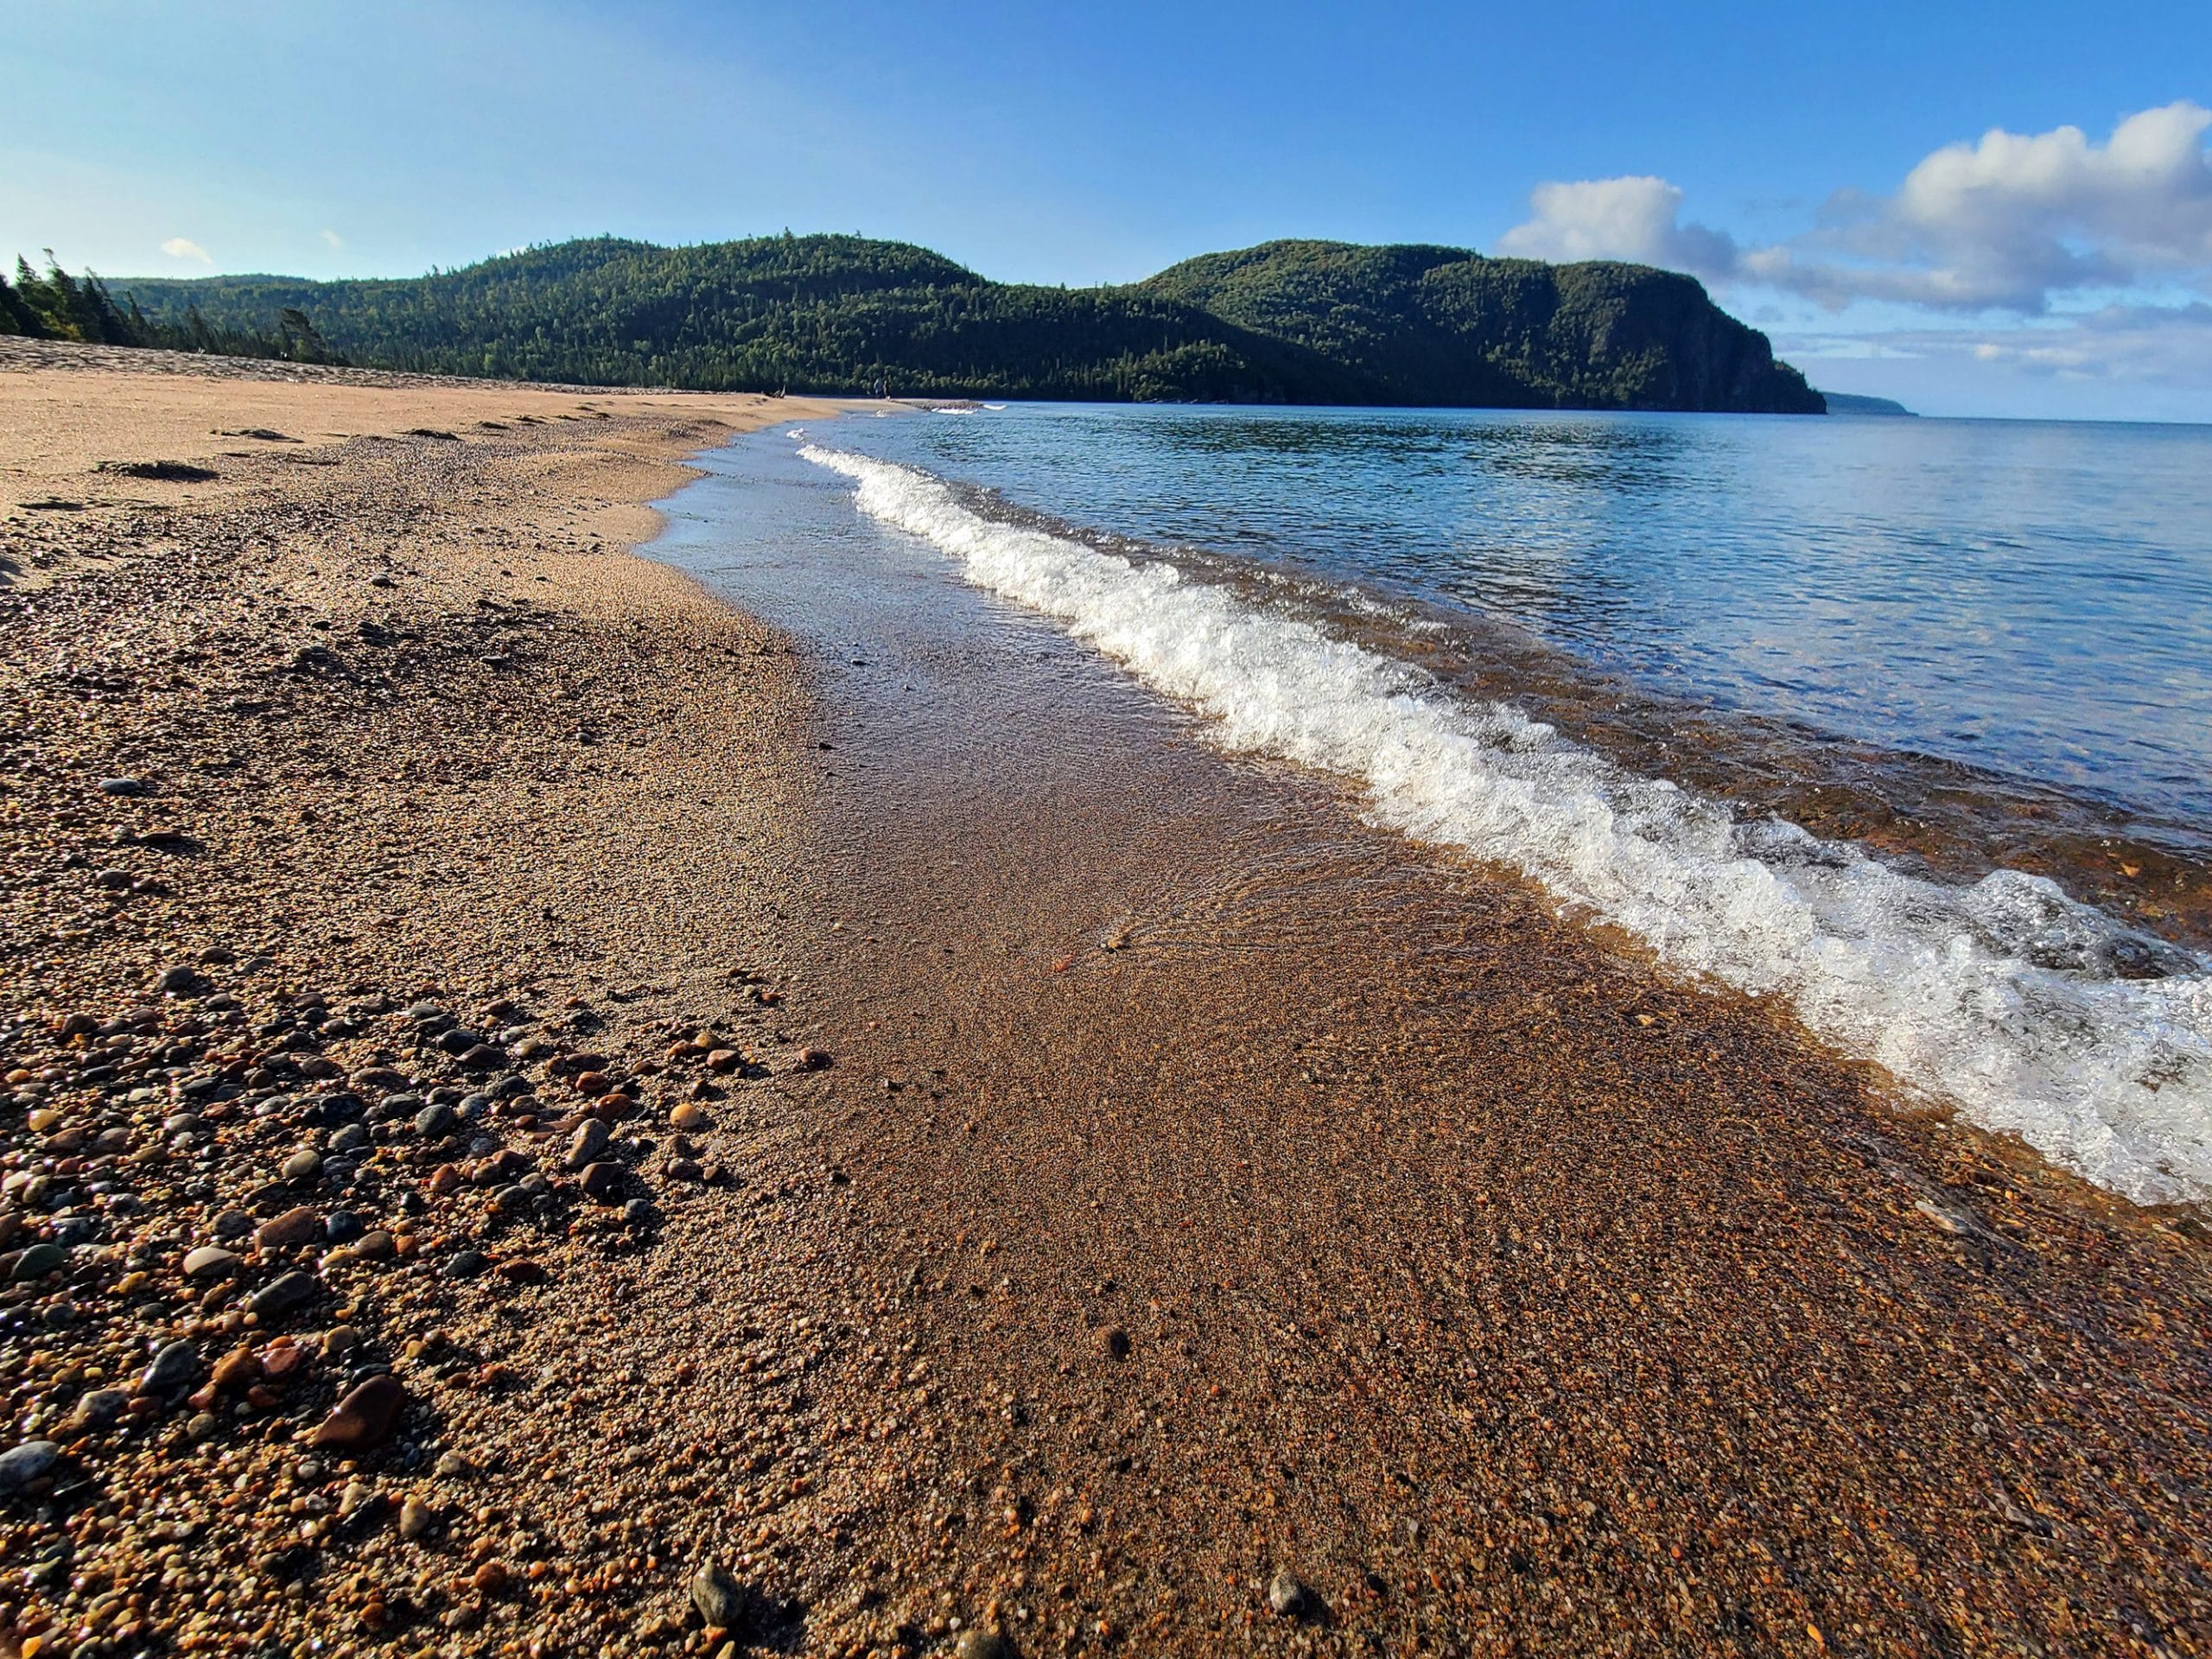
[{"xmin": 2, "ymin": 340, "xmax": 2209, "ymax": 1659}]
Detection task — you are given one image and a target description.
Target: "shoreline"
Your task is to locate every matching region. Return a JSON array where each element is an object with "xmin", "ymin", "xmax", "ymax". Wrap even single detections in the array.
[{"xmin": 3, "ymin": 342, "xmax": 2210, "ymax": 1658}]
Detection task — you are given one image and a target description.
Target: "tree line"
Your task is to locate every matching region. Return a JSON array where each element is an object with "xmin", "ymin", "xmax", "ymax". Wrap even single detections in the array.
[{"xmin": 1, "ymin": 252, "xmax": 340, "ymax": 363}]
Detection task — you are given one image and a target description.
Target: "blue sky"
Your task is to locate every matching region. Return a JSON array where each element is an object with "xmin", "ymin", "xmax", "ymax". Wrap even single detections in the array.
[{"xmin": 5, "ymin": 0, "xmax": 2209, "ymax": 419}]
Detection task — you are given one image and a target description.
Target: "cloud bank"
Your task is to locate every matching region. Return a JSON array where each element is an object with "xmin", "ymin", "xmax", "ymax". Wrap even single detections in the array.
[
  {"xmin": 1500, "ymin": 102, "xmax": 2212, "ymax": 315},
  {"xmin": 1497, "ymin": 104, "xmax": 2212, "ymax": 405},
  {"xmin": 159, "ymin": 236, "xmax": 212, "ymax": 264}
]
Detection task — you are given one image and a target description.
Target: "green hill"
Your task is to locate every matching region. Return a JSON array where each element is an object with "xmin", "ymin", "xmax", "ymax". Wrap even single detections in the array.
[
  {"xmin": 1141, "ymin": 240, "xmax": 1821, "ymax": 413},
  {"xmin": 52, "ymin": 232, "xmax": 1823, "ymax": 413}
]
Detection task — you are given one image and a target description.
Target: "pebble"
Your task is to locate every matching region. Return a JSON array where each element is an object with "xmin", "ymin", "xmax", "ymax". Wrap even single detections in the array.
[
  {"xmin": 398, "ymin": 1496, "xmax": 435, "ymax": 1541},
  {"xmin": 691, "ymin": 1560, "xmax": 748, "ymax": 1630},
  {"xmin": 566, "ymin": 1117, "xmax": 609, "ymax": 1170},
  {"xmin": 1268, "ymin": 1567, "xmax": 1308, "ymax": 1617},
  {"xmin": 10, "ymin": 1241, "xmax": 65, "ymax": 1280},
  {"xmin": 97, "ymin": 776, "xmax": 145, "ymax": 795},
  {"xmin": 70, "ymin": 1389, "xmax": 129, "ymax": 1430},
  {"xmin": 311, "ymin": 1373, "xmax": 407, "ymax": 1450},
  {"xmin": 143, "ymin": 1338, "xmax": 201, "ymax": 1394},
  {"xmin": 0, "ymin": 1440, "xmax": 61, "ymax": 1496},
  {"xmin": 280, "ymin": 1147, "xmax": 322, "ymax": 1182},
  {"xmin": 444, "ymin": 1249, "xmax": 491, "ymax": 1280},
  {"xmin": 183, "ymin": 1244, "xmax": 240, "ymax": 1279},
  {"xmin": 416, "ymin": 1101, "xmax": 461, "ymax": 1139},
  {"xmin": 957, "ymin": 1631, "xmax": 1014, "ymax": 1659},
  {"xmin": 670, "ymin": 1101, "xmax": 710, "ymax": 1130},
  {"xmin": 245, "ymin": 1269, "xmax": 321, "ymax": 1319},
  {"xmin": 579, "ymin": 1161, "xmax": 625, "ymax": 1204},
  {"xmin": 256, "ymin": 1205, "xmax": 321, "ymax": 1249}
]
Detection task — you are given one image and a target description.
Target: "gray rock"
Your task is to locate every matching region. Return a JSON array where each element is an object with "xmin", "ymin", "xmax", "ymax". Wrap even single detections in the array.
[
  {"xmin": 565, "ymin": 1119, "xmax": 609, "ymax": 1171},
  {"xmin": 691, "ymin": 1561, "xmax": 748, "ymax": 1630},
  {"xmin": 415, "ymin": 1102, "xmax": 461, "ymax": 1139},
  {"xmin": 0, "ymin": 1440, "xmax": 62, "ymax": 1496},
  {"xmin": 151, "ymin": 965, "xmax": 198, "ymax": 994},
  {"xmin": 1267, "ymin": 1567, "xmax": 1307, "ymax": 1617},
  {"xmin": 623, "ymin": 1198, "xmax": 653, "ymax": 1228},
  {"xmin": 328, "ymin": 1122, "xmax": 371, "ymax": 1154},
  {"xmin": 143, "ymin": 1338, "xmax": 201, "ymax": 1394},
  {"xmin": 10, "ymin": 1242, "xmax": 65, "ymax": 1280},
  {"xmin": 246, "ymin": 1271, "xmax": 321, "ymax": 1319},
  {"xmin": 280, "ymin": 1148, "xmax": 321, "ymax": 1182},
  {"xmin": 444, "ymin": 1249, "xmax": 490, "ymax": 1280},
  {"xmin": 97, "ymin": 777, "xmax": 145, "ymax": 796},
  {"xmin": 71, "ymin": 1389, "xmax": 129, "ymax": 1430},
  {"xmin": 956, "ymin": 1631, "xmax": 1014, "ymax": 1659}
]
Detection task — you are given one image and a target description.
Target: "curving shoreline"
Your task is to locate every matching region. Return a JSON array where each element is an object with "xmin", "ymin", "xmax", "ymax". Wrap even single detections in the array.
[{"xmin": 3, "ymin": 341, "xmax": 2211, "ymax": 1658}]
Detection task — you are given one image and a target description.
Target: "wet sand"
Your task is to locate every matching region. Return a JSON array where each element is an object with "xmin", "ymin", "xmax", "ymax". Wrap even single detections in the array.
[{"xmin": 3, "ymin": 342, "xmax": 2209, "ymax": 1659}]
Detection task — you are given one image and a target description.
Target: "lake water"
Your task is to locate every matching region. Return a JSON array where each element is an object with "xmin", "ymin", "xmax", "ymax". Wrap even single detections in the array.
[
  {"xmin": 667, "ymin": 404, "xmax": 2212, "ymax": 1205},
  {"xmin": 835, "ymin": 404, "xmax": 2212, "ymax": 842}
]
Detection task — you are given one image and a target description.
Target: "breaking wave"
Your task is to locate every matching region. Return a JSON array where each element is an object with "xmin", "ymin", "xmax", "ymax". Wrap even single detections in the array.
[{"xmin": 801, "ymin": 443, "xmax": 2212, "ymax": 1205}]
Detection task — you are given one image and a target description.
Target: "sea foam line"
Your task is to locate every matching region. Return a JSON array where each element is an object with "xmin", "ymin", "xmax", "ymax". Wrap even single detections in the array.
[{"xmin": 800, "ymin": 443, "xmax": 2212, "ymax": 1205}]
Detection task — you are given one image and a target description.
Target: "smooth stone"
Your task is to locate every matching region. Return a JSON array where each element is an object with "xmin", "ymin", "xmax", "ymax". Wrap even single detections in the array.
[
  {"xmin": 415, "ymin": 1102, "xmax": 461, "ymax": 1139},
  {"xmin": 70, "ymin": 1389, "xmax": 129, "ymax": 1430},
  {"xmin": 256, "ymin": 1206, "xmax": 321, "ymax": 1249},
  {"xmin": 280, "ymin": 1148, "xmax": 321, "ymax": 1182},
  {"xmin": 310, "ymin": 1373, "xmax": 407, "ymax": 1450},
  {"xmin": 691, "ymin": 1561, "xmax": 748, "ymax": 1630},
  {"xmin": 183, "ymin": 1244, "xmax": 239, "ymax": 1279},
  {"xmin": 0, "ymin": 1440, "xmax": 62, "ymax": 1496},
  {"xmin": 565, "ymin": 1119, "xmax": 608, "ymax": 1171},
  {"xmin": 143, "ymin": 1338, "xmax": 201, "ymax": 1394},
  {"xmin": 246, "ymin": 1270, "xmax": 321, "ymax": 1319},
  {"xmin": 325, "ymin": 1211, "xmax": 365, "ymax": 1243},
  {"xmin": 398, "ymin": 1497, "xmax": 435, "ymax": 1540},
  {"xmin": 444, "ymin": 1249, "xmax": 490, "ymax": 1280},
  {"xmin": 578, "ymin": 1161, "xmax": 624, "ymax": 1205},
  {"xmin": 10, "ymin": 1242, "xmax": 65, "ymax": 1280},
  {"xmin": 669, "ymin": 1102, "xmax": 709, "ymax": 1131},
  {"xmin": 1268, "ymin": 1568, "xmax": 1308, "ymax": 1617},
  {"xmin": 956, "ymin": 1631, "xmax": 1014, "ymax": 1659}
]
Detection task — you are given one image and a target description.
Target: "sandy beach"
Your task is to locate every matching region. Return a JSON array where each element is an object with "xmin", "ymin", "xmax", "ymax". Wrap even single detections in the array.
[{"xmin": 4, "ymin": 340, "xmax": 2210, "ymax": 1659}]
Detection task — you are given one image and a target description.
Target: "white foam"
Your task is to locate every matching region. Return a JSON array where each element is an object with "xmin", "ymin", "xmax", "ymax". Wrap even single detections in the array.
[{"xmin": 801, "ymin": 444, "xmax": 2212, "ymax": 1205}]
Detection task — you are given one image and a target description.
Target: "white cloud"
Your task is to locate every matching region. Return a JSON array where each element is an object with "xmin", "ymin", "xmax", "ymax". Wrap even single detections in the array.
[
  {"xmin": 1773, "ymin": 102, "xmax": 2212, "ymax": 312},
  {"xmin": 160, "ymin": 236, "xmax": 212, "ymax": 264},
  {"xmin": 1497, "ymin": 175, "xmax": 1740, "ymax": 282},
  {"xmin": 321, "ymin": 228, "xmax": 344, "ymax": 250},
  {"xmin": 1497, "ymin": 104, "xmax": 2212, "ymax": 320}
]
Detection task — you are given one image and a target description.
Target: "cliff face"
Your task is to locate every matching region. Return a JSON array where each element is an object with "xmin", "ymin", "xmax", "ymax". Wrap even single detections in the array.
[
  {"xmin": 1143, "ymin": 241, "xmax": 1824, "ymax": 414},
  {"xmin": 115, "ymin": 234, "xmax": 1823, "ymax": 413}
]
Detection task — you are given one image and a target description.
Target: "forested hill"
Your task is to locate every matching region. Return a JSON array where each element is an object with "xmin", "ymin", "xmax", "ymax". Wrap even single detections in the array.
[{"xmin": 96, "ymin": 233, "xmax": 1823, "ymax": 413}]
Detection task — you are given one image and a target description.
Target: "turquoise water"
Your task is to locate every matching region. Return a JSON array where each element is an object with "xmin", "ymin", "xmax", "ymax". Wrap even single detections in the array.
[{"xmin": 833, "ymin": 404, "xmax": 2212, "ymax": 843}]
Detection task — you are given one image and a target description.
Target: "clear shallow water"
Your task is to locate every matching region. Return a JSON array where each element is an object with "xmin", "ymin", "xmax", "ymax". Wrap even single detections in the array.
[
  {"xmin": 832, "ymin": 404, "xmax": 2212, "ymax": 840},
  {"xmin": 760, "ymin": 410, "xmax": 2212, "ymax": 1206}
]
